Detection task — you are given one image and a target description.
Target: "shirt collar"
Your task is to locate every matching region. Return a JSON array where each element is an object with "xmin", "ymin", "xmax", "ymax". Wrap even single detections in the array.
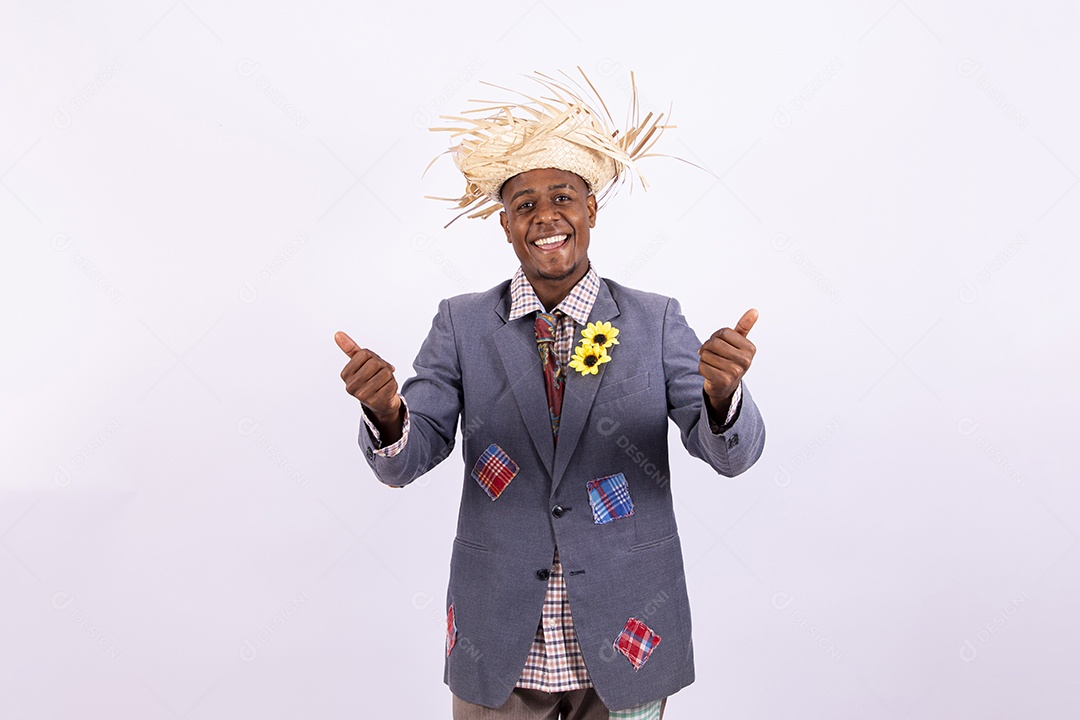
[{"xmin": 508, "ymin": 265, "xmax": 601, "ymax": 326}]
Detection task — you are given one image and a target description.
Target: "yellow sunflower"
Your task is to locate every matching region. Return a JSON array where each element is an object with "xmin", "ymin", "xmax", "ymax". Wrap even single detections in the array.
[
  {"xmin": 581, "ymin": 321, "xmax": 620, "ymax": 349},
  {"xmin": 569, "ymin": 342, "xmax": 611, "ymax": 375}
]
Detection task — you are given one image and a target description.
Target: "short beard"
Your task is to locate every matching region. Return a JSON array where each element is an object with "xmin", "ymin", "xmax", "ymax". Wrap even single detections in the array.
[{"xmin": 535, "ymin": 259, "xmax": 581, "ymax": 283}]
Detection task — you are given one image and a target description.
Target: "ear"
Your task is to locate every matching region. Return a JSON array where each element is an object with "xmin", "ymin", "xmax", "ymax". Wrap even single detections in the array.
[
  {"xmin": 586, "ymin": 194, "xmax": 597, "ymax": 228},
  {"xmin": 500, "ymin": 210, "xmax": 511, "ymax": 242}
]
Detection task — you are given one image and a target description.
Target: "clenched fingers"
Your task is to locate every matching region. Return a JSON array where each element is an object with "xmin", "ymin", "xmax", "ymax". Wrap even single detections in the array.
[
  {"xmin": 697, "ymin": 309, "xmax": 759, "ymax": 401},
  {"xmin": 335, "ymin": 332, "xmax": 399, "ymax": 415}
]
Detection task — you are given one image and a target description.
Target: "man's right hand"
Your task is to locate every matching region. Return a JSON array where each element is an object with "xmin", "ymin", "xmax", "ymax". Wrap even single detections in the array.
[{"xmin": 335, "ymin": 332, "xmax": 404, "ymax": 439}]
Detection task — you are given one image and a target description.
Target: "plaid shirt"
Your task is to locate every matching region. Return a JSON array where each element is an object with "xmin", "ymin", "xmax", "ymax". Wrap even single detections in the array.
[
  {"xmin": 507, "ymin": 265, "xmax": 600, "ymax": 691},
  {"xmin": 506, "ymin": 263, "xmax": 600, "ymax": 361}
]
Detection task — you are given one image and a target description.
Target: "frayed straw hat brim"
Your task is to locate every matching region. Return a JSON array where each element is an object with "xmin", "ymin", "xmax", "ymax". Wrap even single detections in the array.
[{"xmin": 427, "ymin": 67, "xmax": 673, "ymax": 226}]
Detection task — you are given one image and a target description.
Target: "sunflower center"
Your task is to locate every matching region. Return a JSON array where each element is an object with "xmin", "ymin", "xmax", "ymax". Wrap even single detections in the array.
[
  {"xmin": 584, "ymin": 355, "xmax": 597, "ymax": 367},
  {"xmin": 593, "ymin": 334, "xmax": 607, "ymax": 345}
]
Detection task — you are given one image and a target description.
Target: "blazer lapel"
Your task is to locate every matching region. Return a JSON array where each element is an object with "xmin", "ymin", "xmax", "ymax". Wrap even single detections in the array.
[
  {"xmin": 551, "ymin": 280, "xmax": 621, "ymax": 493},
  {"xmin": 493, "ymin": 300, "xmax": 556, "ymax": 478}
]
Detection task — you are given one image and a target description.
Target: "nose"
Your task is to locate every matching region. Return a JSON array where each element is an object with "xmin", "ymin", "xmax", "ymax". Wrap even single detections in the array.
[{"xmin": 534, "ymin": 198, "xmax": 560, "ymax": 224}]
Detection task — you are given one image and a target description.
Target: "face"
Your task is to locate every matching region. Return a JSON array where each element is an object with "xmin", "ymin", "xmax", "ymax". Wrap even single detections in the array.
[{"xmin": 499, "ymin": 168, "xmax": 597, "ymax": 299}]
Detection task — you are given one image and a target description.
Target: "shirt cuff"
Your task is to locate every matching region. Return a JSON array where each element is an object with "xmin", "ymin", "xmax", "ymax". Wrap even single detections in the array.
[
  {"xmin": 724, "ymin": 383, "xmax": 742, "ymax": 426},
  {"xmin": 707, "ymin": 383, "xmax": 742, "ymax": 435},
  {"xmin": 361, "ymin": 396, "xmax": 410, "ymax": 458}
]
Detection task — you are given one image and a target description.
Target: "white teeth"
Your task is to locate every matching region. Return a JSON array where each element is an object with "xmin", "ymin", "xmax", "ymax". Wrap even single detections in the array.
[{"xmin": 534, "ymin": 235, "xmax": 568, "ymax": 247}]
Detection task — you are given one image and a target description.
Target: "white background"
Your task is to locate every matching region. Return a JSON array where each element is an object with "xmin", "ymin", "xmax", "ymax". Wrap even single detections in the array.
[{"xmin": 2, "ymin": 1, "xmax": 1077, "ymax": 718}]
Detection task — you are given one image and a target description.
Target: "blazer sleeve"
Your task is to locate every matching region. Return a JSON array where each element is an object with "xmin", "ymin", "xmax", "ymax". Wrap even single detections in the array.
[
  {"xmin": 662, "ymin": 297, "xmax": 765, "ymax": 476},
  {"xmin": 357, "ymin": 298, "xmax": 464, "ymax": 486}
]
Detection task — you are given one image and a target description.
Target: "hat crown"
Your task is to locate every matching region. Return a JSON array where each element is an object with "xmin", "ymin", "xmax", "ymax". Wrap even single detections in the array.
[{"xmin": 430, "ymin": 69, "xmax": 671, "ymax": 224}]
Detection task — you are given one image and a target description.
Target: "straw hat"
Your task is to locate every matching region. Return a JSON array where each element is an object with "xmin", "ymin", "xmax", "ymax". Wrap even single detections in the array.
[{"xmin": 428, "ymin": 68, "xmax": 672, "ymax": 225}]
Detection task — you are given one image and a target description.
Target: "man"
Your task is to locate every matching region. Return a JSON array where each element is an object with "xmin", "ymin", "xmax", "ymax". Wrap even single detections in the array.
[{"xmin": 336, "ymin": 71, "xmax": 765, "ymax": 719}]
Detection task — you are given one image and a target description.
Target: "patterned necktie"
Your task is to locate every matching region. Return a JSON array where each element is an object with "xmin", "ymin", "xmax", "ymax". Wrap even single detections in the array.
[{"xmin": 534, "ymin": 311, "xmax": 564, "ymax": 444}]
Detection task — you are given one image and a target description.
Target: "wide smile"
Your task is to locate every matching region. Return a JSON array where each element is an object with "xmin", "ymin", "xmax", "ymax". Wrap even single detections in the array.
[{"xmin": 531, "ymin": 234, "xmax": 570, "ymax": 253}]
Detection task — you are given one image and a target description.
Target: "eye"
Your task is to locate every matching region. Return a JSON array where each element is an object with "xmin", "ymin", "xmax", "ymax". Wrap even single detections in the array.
[
  {"xmin": 517, "ymin": 201, "xmax": 534, "ymax": 211},
  {"xmin": 555, "ymin": 194, "xmax": 571, "ymax": 202}
]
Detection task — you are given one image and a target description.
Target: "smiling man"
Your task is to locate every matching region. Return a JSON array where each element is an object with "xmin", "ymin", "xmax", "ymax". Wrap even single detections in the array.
[
  {"xmin": 336, "ymin": 71, "xmax": 766, "ymax": 720},
  {"xmin": 500, "ymin": 168, "xmax": 596, "ymax": 309}
]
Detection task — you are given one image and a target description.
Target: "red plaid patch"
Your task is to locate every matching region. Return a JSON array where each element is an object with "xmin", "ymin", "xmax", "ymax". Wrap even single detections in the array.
[
  {"xmin": 613, "ymin": 617, "xmax": 661, "ymax": 671},
  {"xmin": 446, "ymin": 604, "xmax": 456, "ymax": 657},
  {"xmin": 471, "ymin": 444, "xmax": 519, "ymax": 501}
]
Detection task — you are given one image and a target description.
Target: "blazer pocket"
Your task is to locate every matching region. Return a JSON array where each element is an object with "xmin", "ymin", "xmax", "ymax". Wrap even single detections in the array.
[
  {"xmin": 453, "ymin": 536, "xmax": 490, "ymax": 552},
  {"xmin": 594, "ymin": 371, "xmax": 651, "ymax": 407},
  {"xmin": 627, "ymin": 532, "xmax": 678, "ymax": 553}
]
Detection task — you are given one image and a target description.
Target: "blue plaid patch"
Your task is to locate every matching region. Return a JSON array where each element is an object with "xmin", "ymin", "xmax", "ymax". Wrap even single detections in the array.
[{"xmin": 587, "ymin": 473, "xmax": 634, "ymax": 524}]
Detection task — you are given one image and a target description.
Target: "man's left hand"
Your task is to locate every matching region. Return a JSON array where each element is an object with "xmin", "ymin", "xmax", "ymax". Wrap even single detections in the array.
[{"xmin": 699, "ymin": 308, "xmax": 758, "ymax": 413}]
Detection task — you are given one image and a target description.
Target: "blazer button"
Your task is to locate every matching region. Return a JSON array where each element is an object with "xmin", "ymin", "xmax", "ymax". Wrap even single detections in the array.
[
  {"xmin": 365, "ymin": 448, "xmax": 375, "ymax": 461},
  {"xmin": 551, "ymin": 505, "xmax": 564, "ymax": 518},
  {"xmin": 536, "ymin": 569, "xmax": 551, "ymax": 581}
]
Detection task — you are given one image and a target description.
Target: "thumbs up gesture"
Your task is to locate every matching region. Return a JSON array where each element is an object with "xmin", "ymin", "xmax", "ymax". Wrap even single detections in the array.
[
  {"xmin": 698, "ymin": 309, "xmax": 758, "ymax": 408},
  {"xmin": 335, "ymin": 331, "xmax": 404, "ymax": 435}
]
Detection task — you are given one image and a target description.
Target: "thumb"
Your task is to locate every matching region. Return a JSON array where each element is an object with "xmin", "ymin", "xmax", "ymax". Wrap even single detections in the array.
[
  {"xmin": 334, "ymin": 331, "xmax": 361, "ymax": 358},
  {"xmin": 734, "ymin": 308, "xmax": 759, "ymax": 337}
]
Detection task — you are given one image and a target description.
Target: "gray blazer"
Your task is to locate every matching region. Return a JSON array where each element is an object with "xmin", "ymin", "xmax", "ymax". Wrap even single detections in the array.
[{"xmin": 359, "ymin": 277, "xmax": 765, "ymax": 711}]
